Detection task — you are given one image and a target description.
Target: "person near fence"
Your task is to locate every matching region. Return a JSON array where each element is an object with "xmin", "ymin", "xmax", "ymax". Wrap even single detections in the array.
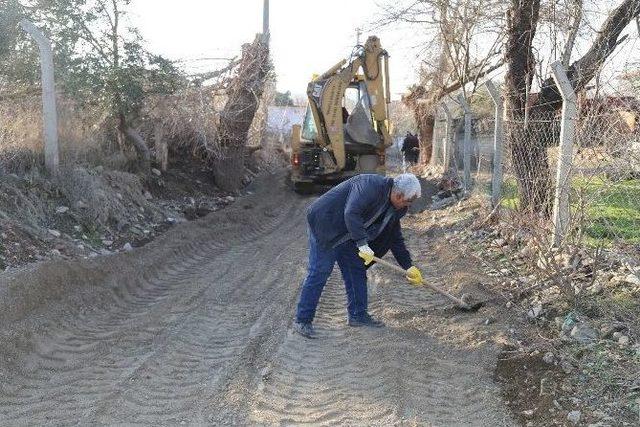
[
  {"xmin": 401, "ymin": 132, "xmax": 420, "ymax": 164},
  {"xmin": 293, "ymin": 173, "xmax": 424, "ymax": 339}
]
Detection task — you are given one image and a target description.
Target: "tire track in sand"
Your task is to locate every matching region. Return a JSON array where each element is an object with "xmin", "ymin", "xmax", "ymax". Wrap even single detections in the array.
[
  {"xmin": 0, "ymin": 177, "xmax": 308, "ymax": 425},
  {"xmin": 250, "ymin": 267, "xmax": 514, "ymax": 426}
]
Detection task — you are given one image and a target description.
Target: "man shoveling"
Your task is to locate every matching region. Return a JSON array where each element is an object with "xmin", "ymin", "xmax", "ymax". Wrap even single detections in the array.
[{"xmin": 293, "ymin": 173, "xmax": 423, "ymax": 339}]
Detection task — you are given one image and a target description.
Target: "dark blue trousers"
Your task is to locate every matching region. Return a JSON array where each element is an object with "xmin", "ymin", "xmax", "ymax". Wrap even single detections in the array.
[
  {"xmin": 296, "ymin": 230, "xmax": 391, "ymax": 322},
  {"xmin": 295, "ymin": 230, "xmax": 368, "ymax": 323}
]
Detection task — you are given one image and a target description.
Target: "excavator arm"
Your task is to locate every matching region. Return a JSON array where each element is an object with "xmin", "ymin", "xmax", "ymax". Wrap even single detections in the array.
[{"xmin": 305, "ymin": 36, "xmax": 391, "ymax": 171}]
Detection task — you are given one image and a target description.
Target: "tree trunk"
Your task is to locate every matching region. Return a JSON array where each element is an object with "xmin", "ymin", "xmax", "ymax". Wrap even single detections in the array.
[
  {"xmin": 118, "ymin": 114, "xmax": 150, "ymax": 172},
  {"xmin": 504, "ymin": 0, "xmax": 546, "ymax": 212},
  {"xmin": 409, "ymin": 93, "xmax": 434, "ymax": 165},
  {"xmin": 404, "ymin": 86, "xmax": 435, "ymax": 165},
  {"xmin": 212, "ymin": 145, "xmax": 246, "ymax": 192},
  {"xmin": 214, "ymin": 35, "xmax": 270, "ymax": 191},
  {"xmin": 124, "ymin": 127, "xmax": 151, "ymax": 172},
  {"xmin": 154, "ymin": 123, "xmax": 168, "ymax": 171},
  {"xmin": 419, "ymin": 114, "xmax": 435, "ymax": 164}
]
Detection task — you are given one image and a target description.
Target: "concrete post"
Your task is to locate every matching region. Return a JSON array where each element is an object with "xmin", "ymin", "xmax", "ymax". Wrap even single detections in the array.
[
  {"xmin": 457, "ymin": 94, "xmax": 472, "ymax": 192},
  {"xmin": 485, "ymin": 79, "xmax": 504, "ymax": 207},
  {"xmin": 429, "ymin": 111, "xmax": 440, "ymax": 168},
  {"xmin": 20, "ymin": 19, "xmax": 59, "ymax": 176},
  {"xmin": 550, "ymin": 60, "xmax": 577, "ymax": 246},
  {"xmin": 441, "ymin": 103, "xmax": 453, "ymax": 173}
]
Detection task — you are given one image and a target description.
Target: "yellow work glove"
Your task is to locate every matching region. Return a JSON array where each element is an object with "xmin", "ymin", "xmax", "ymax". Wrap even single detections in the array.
[
  {"xmin": 358, "ymin": 244, "xmax": 375, "ymax": 266},
  {"xmin": 406, "ymin": 266, "xmax": 423, "ymax": 285}
]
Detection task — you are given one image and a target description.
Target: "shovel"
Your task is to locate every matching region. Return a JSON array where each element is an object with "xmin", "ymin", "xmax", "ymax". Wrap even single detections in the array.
[{"xmin": 371, "ymin": 255, "xmax": 483, "ymax": 312}]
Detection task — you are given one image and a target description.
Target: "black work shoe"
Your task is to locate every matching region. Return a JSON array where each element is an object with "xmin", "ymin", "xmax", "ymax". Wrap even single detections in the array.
[
  {"xmin": 293, "ymin": 321, "xmax": 317, "ymax": 339},
  {"xmin": 348, "ymin": 313, "xmax": 385, "ymax": 328}
]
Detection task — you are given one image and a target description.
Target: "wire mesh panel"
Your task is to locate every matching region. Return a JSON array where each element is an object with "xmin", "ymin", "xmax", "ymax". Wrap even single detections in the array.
[
  {"xmin": 470, "ymin": 117, "xmax": 496, "ymax": 198},
  {"xmin": 502, "ymin": 110, "xmax": 561, "ymax": 213},
  {"xmin": 430, "ymin": 102, "xmax": 495, "ymax": 197},
  {"xmin": 571, "ymin": 95, "xmax": 640, "ymax": 252}
]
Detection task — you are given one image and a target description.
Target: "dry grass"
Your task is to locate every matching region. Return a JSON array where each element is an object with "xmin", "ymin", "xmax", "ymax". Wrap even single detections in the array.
[
  {"xmin": 0, "ymin": 89, "xmax": 231, "ymax": 174},
  {"xmin": 143, "ymin": 89, "xmax": 227, "ymax": 161},
  {"xmin": 0, "ymin": 95, "xmax": 116, "ymax": 174},
  {"xmin": 0, "ymin": 96, "xmax": 44, "ymax": 174},
  {"xmin": 0, "ymin": 85, "xmax": 277, "ymax": 178}
]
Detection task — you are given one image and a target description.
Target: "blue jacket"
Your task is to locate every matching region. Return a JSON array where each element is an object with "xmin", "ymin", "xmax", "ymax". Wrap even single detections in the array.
[{"xmin": 306, "ymin": 174, "xmax": 413, "ymax": 269}]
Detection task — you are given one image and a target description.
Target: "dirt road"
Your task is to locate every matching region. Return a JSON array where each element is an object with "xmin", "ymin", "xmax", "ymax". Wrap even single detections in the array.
[{"xmin": 0, "ymin": 173, "xmax": 515, "ymax": 425}]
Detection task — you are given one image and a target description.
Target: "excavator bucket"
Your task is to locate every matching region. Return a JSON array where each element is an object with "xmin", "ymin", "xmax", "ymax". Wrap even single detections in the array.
[{"xmin": 345, "ymin": 100, "xmax": 381, "ymax": 147}]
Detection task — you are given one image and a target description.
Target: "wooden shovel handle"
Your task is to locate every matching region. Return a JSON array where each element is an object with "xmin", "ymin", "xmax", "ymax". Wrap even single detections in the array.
[{"xmin": 371, "ymin": 255, "xmax": 471, "ymax": 308}]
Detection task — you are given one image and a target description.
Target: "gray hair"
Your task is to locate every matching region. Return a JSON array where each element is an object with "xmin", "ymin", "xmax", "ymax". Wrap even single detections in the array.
[{"xmin": 392, "ymin": 173, "xmax": 421, "ymax": 199}]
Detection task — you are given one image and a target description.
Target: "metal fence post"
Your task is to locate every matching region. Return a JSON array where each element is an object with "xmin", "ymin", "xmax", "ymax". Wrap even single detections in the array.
[
  {"xmin": 20, "ymin": 19, "xmax": 59, "ymax": 176},
  {"xmin": 485, "ymin": 79, "xmax": 504, "ymax": 207},
  {"xmin": 458, "ymin": 94, "xmax": 472, "ymax": 192},
  {"xmin": 441, "ymin": 103, "xmax": 453, "ymax": 173},
  {"xmin": 550, "ymin": 60, "xmax": 577, "ymax": 246}
]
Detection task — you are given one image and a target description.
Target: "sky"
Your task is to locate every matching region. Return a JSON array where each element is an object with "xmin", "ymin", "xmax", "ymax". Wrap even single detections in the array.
[
  {"xmin": 128, "ymin": 1, "xmax": 640, "ymax": 102},
  {"xmin": 129, "ymin": 0, "xmax": 424, "ymax": 100}
]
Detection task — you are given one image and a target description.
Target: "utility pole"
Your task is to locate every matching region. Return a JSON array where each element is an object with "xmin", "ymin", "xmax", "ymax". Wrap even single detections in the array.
[{"xmin": 263, "ymin": 0, "xmax": 270, "ymax": 35}]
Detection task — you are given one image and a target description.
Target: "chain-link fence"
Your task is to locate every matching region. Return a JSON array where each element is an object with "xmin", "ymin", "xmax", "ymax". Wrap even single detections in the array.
[
  {"xmin": 572, "ymin": 95, "xmax": 640, "ymax": 250},
  {"xmin": 429, "ymin": 67, "xmax": 640, "ymax": 371},
  {"xmin": 430, "ymin": 102, "xmax": 497, "ymax": 201},
  {"xmin": 430, "ymin": 71, "xmax": 640, "ymax": 254}
]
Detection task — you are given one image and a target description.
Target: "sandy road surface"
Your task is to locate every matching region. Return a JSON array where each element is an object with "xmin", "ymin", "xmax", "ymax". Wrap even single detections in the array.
[{"xmin": 0, "ymin": 173, "xmax": 515, "ymax": 425}]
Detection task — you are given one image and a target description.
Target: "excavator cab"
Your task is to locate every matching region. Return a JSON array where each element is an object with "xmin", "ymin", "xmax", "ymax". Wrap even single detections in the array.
[{"xmin": 290, "ymin": 36, "xmax": 392, "ymax": 193}]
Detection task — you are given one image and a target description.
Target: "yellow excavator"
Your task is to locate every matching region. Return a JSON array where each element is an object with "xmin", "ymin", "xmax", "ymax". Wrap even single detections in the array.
[{"xmin": 289, "ymin": 35, "xmax": 392, "ymax": 193}]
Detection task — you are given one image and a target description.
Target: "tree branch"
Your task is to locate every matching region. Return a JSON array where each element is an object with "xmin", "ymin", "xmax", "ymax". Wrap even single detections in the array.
[
  {"xmin": 537, "ymin": 0, "xmax": 640, "ymax": 111},
  {"xmin": 443, "ymin": 59, "xmax": 504, "ymax": 96},
  {"xmin": 72, "ymin": 12, "xmax": 113, "ymax": 63},
  {"xmin": 95, "ymin": 0, "xmax": 116, "ymax": 33},
  {"xmin": 561, "ymin": 0, "xmax": 583, "ymax": 67}
]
